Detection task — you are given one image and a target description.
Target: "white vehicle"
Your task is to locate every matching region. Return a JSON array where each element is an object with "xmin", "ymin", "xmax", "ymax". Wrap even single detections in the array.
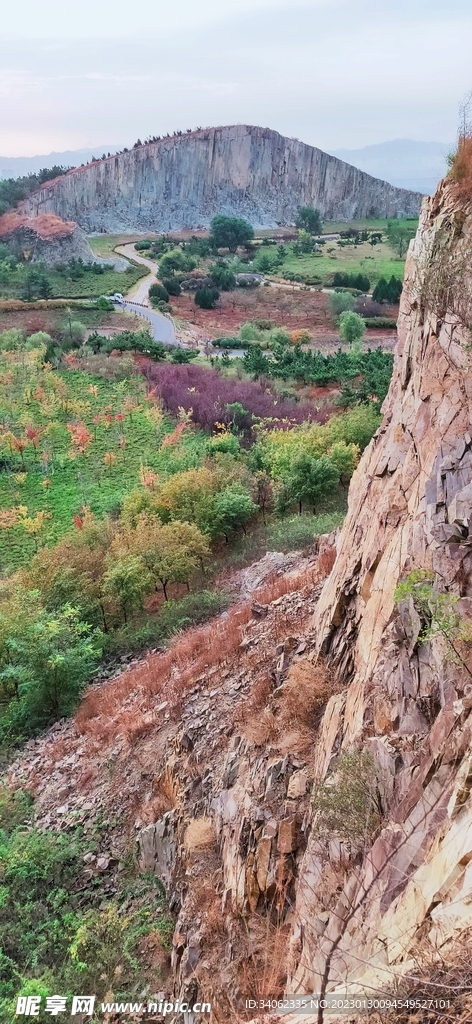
[{"xmin": 113, "ymin": 293, "xmax": 124, "ymax": 303}]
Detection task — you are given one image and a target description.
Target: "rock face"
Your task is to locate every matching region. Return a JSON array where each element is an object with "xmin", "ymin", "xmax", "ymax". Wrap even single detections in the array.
[
  {"xmin": 285, "ymin": 178, "xmax": 472, "ymax": 1005},
  {"xmin": 20, "ymin": 125, "xmax": 423, "ymax": 233}
]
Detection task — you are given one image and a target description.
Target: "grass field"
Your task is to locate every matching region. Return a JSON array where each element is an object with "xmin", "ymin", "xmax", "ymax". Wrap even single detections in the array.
[
  {"xmin": 0, "ymin": 263, "xmax": 147, "ymax": 300},
  {"xmin": 88, "ymin": 235, "xmax": 156, "ymax": 258},
  {"xmin": 276, "ymin": 240, "xmax": 405, "ymax": 287}
]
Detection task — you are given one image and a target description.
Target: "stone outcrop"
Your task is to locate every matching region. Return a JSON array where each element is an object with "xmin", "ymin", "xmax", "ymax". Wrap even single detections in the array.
[
  {"xmin": 283, "ymin": 178, "xmax": 472, "ymax": 1008},
  {"xmin": 0, "ymin": 210, "xmax": 127, "ymax": 269},
  {"xmin": 20, "ymin": 125, "xmax": 423, "ymax": 233}
]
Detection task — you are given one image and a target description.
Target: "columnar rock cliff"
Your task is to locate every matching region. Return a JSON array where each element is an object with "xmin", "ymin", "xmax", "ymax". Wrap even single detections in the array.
[{"xmin": 21, "ymin": 125, "xmax": 423, "ymax": 233}]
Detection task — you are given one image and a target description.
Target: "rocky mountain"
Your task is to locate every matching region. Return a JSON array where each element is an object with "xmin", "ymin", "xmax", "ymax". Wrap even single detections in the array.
[{"xmin": 20, "ymin": 125, "xmax": 423, "ymax": 233}]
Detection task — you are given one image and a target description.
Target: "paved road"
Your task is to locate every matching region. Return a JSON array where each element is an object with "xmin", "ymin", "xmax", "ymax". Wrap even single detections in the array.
[
  {"xmin": 117, "ymin": 299, "xmax": 178, "ymax": 346},
  {"xmin": 112, "ymin": 242, "xmax": 178, "ymax": 346}
]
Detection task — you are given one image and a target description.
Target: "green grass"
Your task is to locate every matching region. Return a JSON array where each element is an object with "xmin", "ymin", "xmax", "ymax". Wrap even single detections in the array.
[
  {"xmin": 276, "ymin": 242, "xmax": 405, "ymax": 288},
  {"xmin": 0, "ymin": 361, "xmax": 209, "ymax": 572},
  {"xmin": 87, "ymin": 234, "xmax": 157, "ymax": 259},
  {"xmin": 323, "ymin": 217, "xmax": 419, "ymax": 233},
  {"xmin": 0, "ymin": 264, "xmax": 147, "ymax": 300}
]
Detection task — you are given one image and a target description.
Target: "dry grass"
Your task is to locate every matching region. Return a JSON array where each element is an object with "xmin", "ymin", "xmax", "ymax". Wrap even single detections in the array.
[
  {"xmin": 450, "ymin": 136, "xmax": 472, "ymax": 202},
  {"xmin": 239, "ymin": 916, "xmax": 290, "ymax": 1003},
  {"xmin": 184, "ymin": 817, "xmax": 216, "ymax": 852},
  {"xmin": 278, "ymin": 660, "xmax": 339, "ymax": 730}
]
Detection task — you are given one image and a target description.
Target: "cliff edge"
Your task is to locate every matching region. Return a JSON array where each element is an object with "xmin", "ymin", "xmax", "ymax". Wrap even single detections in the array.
[{"xmin": 21, "ymin": 125, "xmax": 423, "ymax": 233}]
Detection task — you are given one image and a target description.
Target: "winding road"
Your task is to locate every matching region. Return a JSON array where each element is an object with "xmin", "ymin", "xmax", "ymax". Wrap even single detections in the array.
[{"xmin": 114, "ymin": 243, "xmax": 178, "ymax": 346}]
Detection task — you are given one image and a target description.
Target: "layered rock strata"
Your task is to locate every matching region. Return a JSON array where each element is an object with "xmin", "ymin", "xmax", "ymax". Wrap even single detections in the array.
[
  {"xmin": 284, "ymin": 178, "xmax": 472, "ymax": 1005},
  {"xmin": 21, "ymin": 125, "xmax": 423, "ymax": 233}
]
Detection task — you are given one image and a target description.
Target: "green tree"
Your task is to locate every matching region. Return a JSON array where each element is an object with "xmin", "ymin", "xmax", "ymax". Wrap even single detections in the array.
[
  {"xmin": 339, "ymin": 310, "xmax": 365, "ymax": 349},
  {"xmin": 103, "ymin": 554, "xmax": 152, "ymax": 624},
  {"xmin": 161, "ymin": 277, "xmax": 181, "ymax": 296},
  {"xmin": 295, "ymin": 206, "xmax": 323, "ymax": 234},
  {"xmin": 0, "ymin": 589, "xmax": 101, "ymax": 736},
  {"xmin": 243, "ymin": 346, "xmax": 270, "ymax": 379},
  {"xmin": 386, "ymin": 221, "xmax": 416, "ymax": 258},
  {"xmin": 195, "ymin": 287, "xmax": 220, "ymax": 309},
  {"xmin": 209, "ymin": 216, "xmax": 254, "ymax": 252},
  {"xmin": 209, "ymin": 263, "xmax": 236, "ymax": 290},
  {"xmin": 128, "ymin": 516, "xmax": 209, "ymax": 599},
  {"xmin": 213, "ymin": 485, "xmax": 257, "ymax": 541},
  {"xmin": 328, "ymin": 290, "xmax": 355, "ymax": 319},
  {"xmin": 286, "ymin": 453, "xmax": 339, "ymax": 513},
  {"xmin": 149, "ymin": 282, "xmax": 169, "ymax": 304}
]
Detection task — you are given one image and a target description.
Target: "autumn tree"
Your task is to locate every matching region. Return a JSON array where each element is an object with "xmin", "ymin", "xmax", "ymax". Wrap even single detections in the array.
[{"xmin": 125, "ymin": 516, "xmax": 209, "ymax": 599}]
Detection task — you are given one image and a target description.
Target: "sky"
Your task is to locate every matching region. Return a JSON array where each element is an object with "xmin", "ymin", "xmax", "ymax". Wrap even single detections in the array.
[{"xmin": 1, "ymin": 0, "xmax": 471, "ymax": 157}]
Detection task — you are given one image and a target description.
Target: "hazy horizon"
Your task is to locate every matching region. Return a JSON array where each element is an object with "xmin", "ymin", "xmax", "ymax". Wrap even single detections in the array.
[{"xmin": 1, "ymin": 0, "xmax": 471, "ymax": 157}]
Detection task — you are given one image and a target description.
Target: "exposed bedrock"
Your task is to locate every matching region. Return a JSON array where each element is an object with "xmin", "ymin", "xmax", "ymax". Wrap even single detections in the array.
[
  {"xmin": 21, "ymin": 125, "xmax": 423, "ymax": 233},
  {"xmin": 285, "ymin": 178, "xmax": 472, "ymax": 1004}
]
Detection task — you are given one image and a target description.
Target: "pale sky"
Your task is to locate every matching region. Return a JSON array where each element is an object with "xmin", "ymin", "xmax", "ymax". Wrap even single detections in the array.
[{"xmin": 1, "ymin": 0, "xmax": 471, "ymax": 157}]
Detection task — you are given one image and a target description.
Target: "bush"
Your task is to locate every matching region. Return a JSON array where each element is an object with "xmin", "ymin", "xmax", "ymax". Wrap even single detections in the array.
[
  {"xmin": 266, "ymin": 511, "xmax": 344, "ymax": 552},
  {"xmin": 328, "ymin": 290, "xmax": 355, "ymax": 318},
  {"xmin": 212, "ymin": 337, "xmax": 244, "ymax": 349},
  {"xmin": 363, "ymin": 316, "xmax": 397, "ymax": 329},
  {"xmin": 134, "ymin": 239, "xmax": 153, "ymax": 250},
  {"xmin": 108, "ymin": 590, "xmax": 230, "ymax": 656},
  {"xmin": 312, "ymin": 748, "xmax": 384, "ymax": 843},
  {"xmin": 339, "ymin": 310, "xmax": 365, "ymax": 348},
  {"xmin": 239, "ymin": 322, "xmax": 263, "ymax": 342},
  {"xmin": 194, "ymin": 287, "xmax": 220, "ymax": 309},
  {"xmin": 332, "ymin": 272, "xmax": 370, "ymax": 291},
  {"xmin": 149, "ymin": 282, "xmax": 169, "ymax": 304},
  {"xmin": 162, "ymin": 277, "xmax": 181, "ymax": 297}
]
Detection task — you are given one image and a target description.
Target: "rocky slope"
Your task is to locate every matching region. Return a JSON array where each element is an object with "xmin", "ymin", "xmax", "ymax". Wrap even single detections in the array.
[
  {"xmin": 6, "ymin": 176, "xmax": 472, "ymax": 1022},
  {"xmin": 0, "ymin": 210, "xmax": 127, "ymax": 268},
  {"xmin": 20, "ymin": 125, "xmax": 423, "ymax": 233}
]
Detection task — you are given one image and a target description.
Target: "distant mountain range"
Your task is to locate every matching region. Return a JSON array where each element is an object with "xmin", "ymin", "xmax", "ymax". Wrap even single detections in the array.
[
  {"xmin": 0, "ymin": 147, "xmax": 120, "ymax": 180},
  {"xmin": 329, "ymin": 140, "xmax": 452, "ymax": 195}
]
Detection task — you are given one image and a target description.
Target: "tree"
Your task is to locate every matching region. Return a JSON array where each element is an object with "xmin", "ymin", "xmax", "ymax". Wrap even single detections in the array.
[
  {"xmin": 328, "ymin": 290, "xmax": 355, "ymax": 319},
  {"xmin": 155, "ymin": 467, "xmax": 217, "ymax": 533},
  {"xmin": 327, "ymin": 441, "xmax": 359, "ymax": 487},
  {"xmin": 212, "ymin": 485, "xmax": 257, "ymax": 541},
  {"xmin": 149, "ymin": 282, "xmax": 169, "ymax": 304},
  {"xmin": 209, "ymin": 216, "xmax": 254, "ymax": 252},
  {"xmin": 286, "ymin": 453, "xmax": 339, "ymax": 513},
  {"xmin": 103, "ymin": 554, "xmax": 152, "ymax": 624},
  {"xmin": 128, "ymin": 516, "xmax": 209, "ymax": 599},
  {"xmin": 195, "ymin": 287, "xmax": 220, "ymax": 309},
  {"xmin": 242, "ymin": 346, "xmax": 270, "ymax": 379},
  {"xmin": 339, "ymin": 311, "xmax": 365, "ymax": 349},
  {"xmin": 0, "ymin": 588, "xmax": 100, "ymax": 735},
  {"xmin": 295, "ymin": 206, "xmax": 322, "ymax": 235},
  {"xmin": 209, "ymin": 263, "xmax": 236, "ymax": 291},
  {"xmin": 386, "ymin": 221, "xmax": 416, "ymax": 258},
  {"xmin": 161, "ymin": 277, "xmax": 181, "ymax": 296}
]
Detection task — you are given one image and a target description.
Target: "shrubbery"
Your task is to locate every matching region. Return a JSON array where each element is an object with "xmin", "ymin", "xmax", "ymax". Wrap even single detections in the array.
[{"xmin": 332, "ymin": 271, "xmax": 371, "ymax": 291}]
